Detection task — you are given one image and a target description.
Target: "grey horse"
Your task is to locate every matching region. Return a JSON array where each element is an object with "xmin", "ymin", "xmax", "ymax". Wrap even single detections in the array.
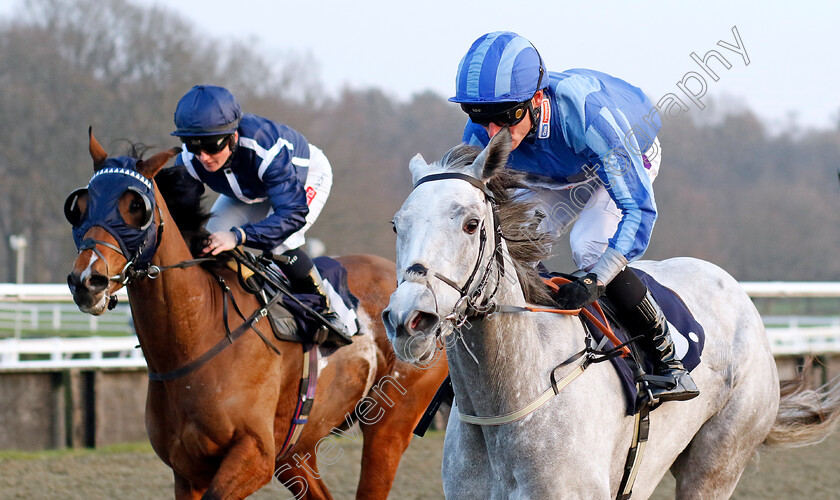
[{"xmin": 383, "ymin": 128, "xmax": 840, "ymax": 499}]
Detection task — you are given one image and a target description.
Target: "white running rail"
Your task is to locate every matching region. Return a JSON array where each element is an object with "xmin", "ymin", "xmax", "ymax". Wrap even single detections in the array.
[
  {"xmin": 0, "ymin": 335, "xmax": 144, "ymax": 369},
  {"xmin": 0, "ymin": 282, "xmax": 838, "ymax": 369}
]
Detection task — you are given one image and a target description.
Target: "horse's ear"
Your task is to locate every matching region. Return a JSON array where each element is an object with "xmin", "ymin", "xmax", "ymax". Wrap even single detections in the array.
[
  {"xmin": 136, "ymin": 147, "xmax": 181, "ymax": 179},
  {"xmin": 408, "ymin": 153, "xmax": 429, "ymax": 185},
  {"xmin": 472, "ymin": 127, "xmax": 512, "ymax": 182},
  {"xmin": 89, "ymin": 127, "xmax": 108, "ymax": 171}
]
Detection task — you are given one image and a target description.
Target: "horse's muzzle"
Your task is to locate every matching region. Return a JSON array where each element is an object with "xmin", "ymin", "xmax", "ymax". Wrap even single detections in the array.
[
  {"xmin": 383, "ymin": 308, "xmax": 439, "ymax": 339},
  {"xmin": 67, "ymin": 271, "xmax": 110, "ymax": 314},
  {"xmin": 382, "ymin": 282, "xmax": 441, "ymax": 363}
]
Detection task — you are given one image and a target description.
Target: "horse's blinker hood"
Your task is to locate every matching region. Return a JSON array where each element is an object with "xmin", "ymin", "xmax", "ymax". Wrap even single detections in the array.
[{"xmin": 65, "ymin": 157, "xmax": 159, "ymax": 268}]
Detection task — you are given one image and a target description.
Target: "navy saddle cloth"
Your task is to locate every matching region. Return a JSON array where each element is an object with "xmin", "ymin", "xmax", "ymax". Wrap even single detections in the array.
[{"xmin": 581, "ymin": 268, "xmax": 705, "ymax": 414}]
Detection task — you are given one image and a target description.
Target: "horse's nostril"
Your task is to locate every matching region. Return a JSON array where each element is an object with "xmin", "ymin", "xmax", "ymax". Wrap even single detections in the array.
[
  {"xmin": 86, "ymin": 274, "xmax": 109, "ymax": 293},
  {"xmin": 409, "ymin": 311, "xmax": 438, "ymax": 334},
  {"xmin": 406, "ymin": 263, "xmax": 428, "ymax": 277}
]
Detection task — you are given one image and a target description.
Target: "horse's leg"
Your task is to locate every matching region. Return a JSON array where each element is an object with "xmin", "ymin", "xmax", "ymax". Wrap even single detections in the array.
[
  {"xmin": 174, "ymin": 471, "xmax": 205, "ymax": 500},
  {"xmin": 356, "ymin": 361, "xmax": 448, "ymax": 499},
  {"xmin": 274, "ymin": 454, "xmax": 335, "ymax": 500},
  {"xmin": 201, "ymin": 434, "xmax": 275, "ymax": 500},
  {"xmin": 669, "ymin": 369, "xmax": 778, "ymax": 498},
  {"xmin": 441, "ymin": 415, "xmax": 492, "ymax": 500}
]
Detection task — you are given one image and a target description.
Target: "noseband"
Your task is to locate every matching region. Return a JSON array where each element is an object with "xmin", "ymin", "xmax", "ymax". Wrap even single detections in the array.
[
  {"xmin": 412, "ymin": 172, "xmax": 507, "ymax": 328},
  {"xmin": 75, "ymin": 206, "xmax": 164, "ymax": 285}
]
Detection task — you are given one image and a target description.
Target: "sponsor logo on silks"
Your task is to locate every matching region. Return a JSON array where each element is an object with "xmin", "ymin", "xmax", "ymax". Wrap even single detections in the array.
[
  {"xmin": 305, "ymin": 186, "xmax": 317, "ymax": 205},
  {"xmin": 538, "ymin": 97, "xmax": 551, "ymax": 139}
]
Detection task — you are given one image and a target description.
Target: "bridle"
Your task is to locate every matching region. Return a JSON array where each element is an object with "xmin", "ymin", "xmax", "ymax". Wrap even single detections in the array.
[
  {"xmin": 67, "ymin": 165, "xmax": 213, "ymax": 306},
  {"xmin": 78, "ymin": 203, "xmax": 164, "ymax": 283},
  {"xmin": 411, "ymin": 172, "xmax": 507, "ymax": 329}
]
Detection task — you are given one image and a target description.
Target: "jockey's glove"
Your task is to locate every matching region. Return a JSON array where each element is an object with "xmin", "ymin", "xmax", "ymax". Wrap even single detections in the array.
[{"xmin": 551, "ymin": 272, "xmax": 605, "ymax": 310}]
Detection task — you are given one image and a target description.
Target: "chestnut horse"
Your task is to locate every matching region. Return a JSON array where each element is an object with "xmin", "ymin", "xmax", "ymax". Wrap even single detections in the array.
[{"xmin": 65, "ymin": 132, "xmax": 448, "ymax": 499}]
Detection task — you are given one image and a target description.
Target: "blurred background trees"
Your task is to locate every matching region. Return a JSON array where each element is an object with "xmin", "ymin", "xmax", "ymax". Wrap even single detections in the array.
[{"xmin": 0, "ymin": 0, "xmax": 837, "ymax": 282}]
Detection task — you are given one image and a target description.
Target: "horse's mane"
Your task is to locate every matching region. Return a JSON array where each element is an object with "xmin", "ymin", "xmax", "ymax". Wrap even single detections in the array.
[
  {"xmin": 126, "ymin": 144, "xmax": 210, "ymax": 256},
  {"xmin": 439, "ymin": 144, "xmax": 556, "ymax": 306}
]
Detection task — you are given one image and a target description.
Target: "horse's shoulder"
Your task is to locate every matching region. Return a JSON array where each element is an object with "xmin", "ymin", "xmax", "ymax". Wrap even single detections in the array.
[
  {"xmin": 335, "ymin": 253, "xmax": 395, "ymax": 269},
  {"xmin": 335, "ymin": 254, "xmax": 397, "ymax": 283}
]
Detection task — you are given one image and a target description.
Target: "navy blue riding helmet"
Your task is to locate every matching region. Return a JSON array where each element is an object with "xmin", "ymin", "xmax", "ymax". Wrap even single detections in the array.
[{"xmin": 171, "ymin": 85, "xmax": 242, "ymax": 137}]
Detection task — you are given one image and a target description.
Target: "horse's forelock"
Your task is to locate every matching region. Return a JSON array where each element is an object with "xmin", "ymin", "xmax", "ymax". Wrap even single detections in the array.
[
  {"xmin": 126, "ymin": 142, "xmax": 151, "ymax": 161},
  {"xmin": 438, "ymin": 143, "xmax": 482, "ymax": 173}
]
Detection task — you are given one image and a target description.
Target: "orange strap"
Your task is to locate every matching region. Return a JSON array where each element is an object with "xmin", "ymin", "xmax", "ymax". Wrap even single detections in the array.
[{"xmin": 539, "ymin": 277, "xmax": 631, "ymax": 357}]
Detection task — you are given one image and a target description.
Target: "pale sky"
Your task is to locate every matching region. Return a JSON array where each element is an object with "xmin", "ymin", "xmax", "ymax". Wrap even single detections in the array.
[{"xmin": 4, "ymin": 0, "xmax": 840, "ymax": 130}]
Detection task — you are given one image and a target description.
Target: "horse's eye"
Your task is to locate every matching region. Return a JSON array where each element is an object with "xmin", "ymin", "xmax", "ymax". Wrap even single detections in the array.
[
  {"xmin": 390, "ymin": 220, "xmax": 397, "ymax": 234},
  {"xmin": 120, "ymin": 190, "xmax": 151, "ymax": 229},
  {"xmin": 464, "ymin": 218, "xmax": 480, "ymax": 234},
  {"xmin": 129, "ymin": 199, "xmax": 144, "ymax": 213}
]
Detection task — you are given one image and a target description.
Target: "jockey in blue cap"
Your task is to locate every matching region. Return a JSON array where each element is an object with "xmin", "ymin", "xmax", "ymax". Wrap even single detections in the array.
[
  {"xmin": 451, "ymin": 31, "xmax": 698, "ymax": 403},
  {"xmin": 171, "ymin": 85, "xmax": 351, "ymax": 347}
]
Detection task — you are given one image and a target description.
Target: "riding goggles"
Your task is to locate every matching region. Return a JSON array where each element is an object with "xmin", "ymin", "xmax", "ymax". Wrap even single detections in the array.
[
  {"xmin": 462, "ymin": 100, "xmax": 531, "ymax": 127},
  {"xmin": 181, "ymin": 134, "xmax": 232, "ymax": 155}
]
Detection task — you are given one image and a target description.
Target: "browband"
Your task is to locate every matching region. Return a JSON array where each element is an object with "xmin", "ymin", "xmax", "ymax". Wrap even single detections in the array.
[{"xmin": 414, "ymin": 172, "xmax": 495, "ymax": 201}]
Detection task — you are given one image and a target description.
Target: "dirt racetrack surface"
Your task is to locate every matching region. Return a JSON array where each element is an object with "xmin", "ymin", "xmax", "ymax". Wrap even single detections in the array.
[{"xmin": 1, "ymin": 431, "xmax": 839, "ymax": 499}]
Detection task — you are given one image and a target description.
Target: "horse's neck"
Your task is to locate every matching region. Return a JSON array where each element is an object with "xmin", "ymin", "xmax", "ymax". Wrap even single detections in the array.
[
  {"xmin": 448, "ymin": 273, "xmax": 560, "ymax": 417},
  {"xmin": 127, "ymin": 220, "xmax": 219, "ymax": 368}
]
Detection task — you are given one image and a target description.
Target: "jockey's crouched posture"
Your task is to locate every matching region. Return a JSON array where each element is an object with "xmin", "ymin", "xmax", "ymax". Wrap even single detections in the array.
[
  {"xmin": 171, "ymin": 85, "xmax": 351, "ymax": 348},
  {"xmin": 451, "ymin": 32, "xmax": 698, "ymax": 403}
]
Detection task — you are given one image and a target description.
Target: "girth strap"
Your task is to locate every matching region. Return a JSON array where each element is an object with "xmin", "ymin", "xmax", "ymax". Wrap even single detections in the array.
[
  {"xmin": 277, "ymin": 346, "xmax": 320, "ymax": 459},
  {"xmin": 617, "ymin": 401, "xmax": 651, "ymax": 499}
]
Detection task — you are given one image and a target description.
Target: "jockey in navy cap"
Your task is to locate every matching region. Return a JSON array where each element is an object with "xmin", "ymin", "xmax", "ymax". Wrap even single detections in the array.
[
  {"xmin": 172, "ymin": 85, "xmax": 352, "ymax": 347},
  {"xmin": 451, "ymin": 31, "xmax": 698, "ymax": 403}
]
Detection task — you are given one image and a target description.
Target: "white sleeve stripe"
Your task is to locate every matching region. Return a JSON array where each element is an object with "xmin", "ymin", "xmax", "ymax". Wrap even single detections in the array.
[
  {"xmin": 238, "ymin": 136, "xmax": 267, "ymax": 157},
  {"xmin": 258, "ymin": 140, "xmax": 285, "ymax": 179},
  {"xmin": 292, "ymin": 156, "xmax": 310, "ymax": 167},
  {"xmin": 237, "ymin": 136, "xmax": 295, "ymax": 180}
]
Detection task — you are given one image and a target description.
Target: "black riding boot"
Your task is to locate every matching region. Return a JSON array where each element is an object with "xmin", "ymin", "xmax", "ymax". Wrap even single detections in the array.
[
  {"xmin": 605, "ymin": 269, "xmax": 699, "ymax": 403},
  {"xmin": 631, "ymin": 292, "xmax": 700, "ymax": 402},
  {"xmin": 299, "ymin": 266, "xmax": 353, "ymax": 347},
  {"xmin": 273, "ymin": 249, "xmax": 353, "ymax": 348}
]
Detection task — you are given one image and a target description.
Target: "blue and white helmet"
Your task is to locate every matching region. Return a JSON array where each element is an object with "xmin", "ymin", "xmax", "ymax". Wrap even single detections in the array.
[
  {"xmin": 171, "ymin": 85, "xmax": 242, "ymax": 137},
  {"xmin": 450, "ymin": 31, "xmax": 547, "ymax": 104}
]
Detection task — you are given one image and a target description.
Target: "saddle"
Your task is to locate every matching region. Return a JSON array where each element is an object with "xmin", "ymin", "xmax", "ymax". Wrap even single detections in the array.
[
  {"xmin": 228, "ymin": 252, "xmax": 360, "ymax": 351},
  {"xmin": 571, "ymin": 268, "xmax": 706, "ymax": 415}
]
